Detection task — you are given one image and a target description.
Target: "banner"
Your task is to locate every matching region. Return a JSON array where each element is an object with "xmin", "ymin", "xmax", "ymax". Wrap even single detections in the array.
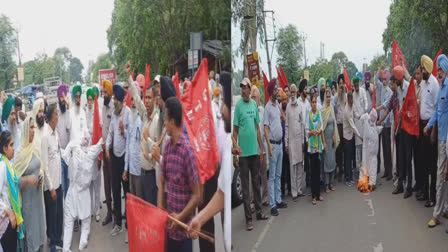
[
  {"xmin": 126, "ymin": 194, "xmax": 168, "ymax": 252},
  {"xmin": 400, "ymin": 77, "xmax": 420, "ymax": 136},
  {"xmin": 246, "ymin": 53, "xmax": 262, "ymax": 88},
  {"xmin": 392, "ymin": 39, "xmax": 409, "ymax": 71},
  {"xmin": 262, "ymin": 71, "xmax": 270, "ymax": 105},
  {"xmin": 99, "ymin": 69, "xmax": 117, "ymax": 91},
  {"xmin": 181, "ymin": 58, "xmax": 220, "ymax": 184},
  {"xmin": 173, "ymin": 72, "xmax": 180, "ymax": 98}
]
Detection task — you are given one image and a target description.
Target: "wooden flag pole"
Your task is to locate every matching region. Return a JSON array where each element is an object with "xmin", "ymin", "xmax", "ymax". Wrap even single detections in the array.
[{"xmin": 166, "ymin": 214, "xmax": 215, "ymax": 244}]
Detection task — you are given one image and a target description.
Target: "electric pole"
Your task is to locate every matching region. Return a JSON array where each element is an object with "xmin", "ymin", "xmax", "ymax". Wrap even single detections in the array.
[
  {"xmin": 262, "ymin": 10, "xmax": 275, "ymax": 80},
  {"xmin": 303, "ymin": 33, "xmax": 307, "ymax": 68}
]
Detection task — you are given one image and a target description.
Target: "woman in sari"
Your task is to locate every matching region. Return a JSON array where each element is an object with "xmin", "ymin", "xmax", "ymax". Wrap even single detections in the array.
[
  {"xmin": 305, "ymin": 96, "xmax": 326, "ymax": 205},
  {"xmin": 15, "ymin": 116, "xmax": 45, "ymax": 252},
  {"xmin": 0, "ymin": 130, "xmax": 39, "ymax": 251},
  {"xmin": 321, "ymin": 89, "xmax": 340, "ymax": 193}
]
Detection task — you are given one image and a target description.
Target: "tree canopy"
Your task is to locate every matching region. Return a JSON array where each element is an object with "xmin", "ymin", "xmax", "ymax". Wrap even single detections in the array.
[
  {"xmin": 0, "ymin": 14, "xmax": 18, "ymax": 91},
  {"xmin": 276, "ymin": 24, "xmax": 303, "ymax": 84}
]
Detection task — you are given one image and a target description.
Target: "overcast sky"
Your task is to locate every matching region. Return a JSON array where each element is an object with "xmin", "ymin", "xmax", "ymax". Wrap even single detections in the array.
[
  {"xmin": 0, "ymin": 0, "xmax": 114, "ymax": 75},
  {"xmin": 233, "ymin": 0, "xmax": 392, "ymax": 79}
]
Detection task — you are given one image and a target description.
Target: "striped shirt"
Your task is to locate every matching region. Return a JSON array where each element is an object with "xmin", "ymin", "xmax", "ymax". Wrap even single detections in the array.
[{"xmin": 161, "ymin": 134, "xmax": 199, "ymax": 241}]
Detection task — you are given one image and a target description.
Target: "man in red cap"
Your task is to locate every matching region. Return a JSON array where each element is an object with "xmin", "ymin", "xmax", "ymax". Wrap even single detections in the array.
[{"xmin": 378, "ymin": 65, "xmax": 412, "ymax": 198}]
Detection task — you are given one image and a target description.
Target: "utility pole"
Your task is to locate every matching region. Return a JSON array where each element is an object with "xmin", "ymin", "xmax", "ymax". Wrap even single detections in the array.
[
  {"xmin": 262, "ymin": 10, "xmax": 275, "ymax": 80},
  {"xmin": 303, "ymin": 33, "xmax": 307, "ymax": 68}
]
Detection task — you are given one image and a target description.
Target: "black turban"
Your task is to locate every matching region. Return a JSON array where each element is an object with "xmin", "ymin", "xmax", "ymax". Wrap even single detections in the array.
[
  {"xmin": 299, "ymin": 79, "xmax": 307, "ymax": 93},
  {"xmin": 220, "ymin": 72, "xmax": 231, "ymax": 110},
  {"xmin": 160, "ymin": 76, "xmax": 177, "ymax": 102},
  {"xmin": 338, "ymin": 74, "xmax": 345, "ymax": 84},
  {"xmin": 113, "ymin": 85, "xmax": 125, "ymax": 102}
]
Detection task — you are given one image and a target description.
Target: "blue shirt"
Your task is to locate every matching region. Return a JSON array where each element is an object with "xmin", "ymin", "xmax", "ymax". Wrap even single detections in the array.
[
  {"xmin": 428, "ymin": 78, "xmax": 448, "ymax": 141},
  {"xmin": 125, "ymin": 112, "xmax": 142, "ymax": 176}
]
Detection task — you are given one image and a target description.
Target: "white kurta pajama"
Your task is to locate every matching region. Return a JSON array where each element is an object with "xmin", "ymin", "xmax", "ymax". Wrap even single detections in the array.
[
  {"xmin": 352, "ymin": 87, "xmax": 368, "ymax": 178},
  {"xmin": 285, "ymin": 99, "xmax": 305, "ymax": 197},
  {"xmin": 62, "ymin": 139, "xmax": 103, "ymax": 252},
  {"xmin": 85, "ymin": 105, "xmax": 102, "ymax": 218},
  {"xmin": 358, "ymin": 112, "xmax": 382, "ymax": 186}
]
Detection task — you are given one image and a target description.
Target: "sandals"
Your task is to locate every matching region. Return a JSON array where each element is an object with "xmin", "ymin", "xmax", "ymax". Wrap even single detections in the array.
[
  {"xmin": 325, "ymin": 188, "xmax": 330, "ymax": 193},
  {"xmin": 246, "ymin": 221, "xmax": 254, "ymax": 231},
  {"xmin": 256, "ymin": 213, "xmax": 269, "ymax": 220},
  {"xmin": 312, "ymin": 199, "xmax": 317, "ymax": 205},
  {"xmin": 319, "ymin": 196, "xmax": 324, "ymax": 201},
  {"xmin": 330, "ymin": 186, "xmax": 336, "ymax": 191},
  {"xmin": 428, "ymin": 218, "xmax": 440, "ymax": 228}
]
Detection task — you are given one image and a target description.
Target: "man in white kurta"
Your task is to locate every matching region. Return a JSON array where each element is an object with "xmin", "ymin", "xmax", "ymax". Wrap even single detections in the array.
[
  {"xmin": 70, "ymin": 85, "xmax": 88, "ymax": 144},
  {"xmin": 285, "ymin": 84, "xmax": 305, "ymax": 199},
  {"xmin": 62, "ymin": 136, "xmax": 103, "ymax": 251},
  {"xmin": 352, "ymin": 77, "xmax": 367, "ymax": 180}
]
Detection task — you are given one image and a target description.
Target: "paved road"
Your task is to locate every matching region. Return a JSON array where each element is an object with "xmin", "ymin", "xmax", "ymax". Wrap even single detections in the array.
[{"xmin": 232, "ymin": 177, "xmax": 448, "ymax": 252}]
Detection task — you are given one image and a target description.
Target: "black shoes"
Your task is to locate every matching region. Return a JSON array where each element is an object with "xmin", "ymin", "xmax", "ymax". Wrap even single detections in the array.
[
  {"xmin": 270, "ymin": 207, "xmax": 279, "ymax": 216},
  {"xmin": 403, "ymin": 190, "xmax": 412, "ymax": 199},
  {"xmin": 392, "ymin": 186, "xmax": 404, "ymax": 194},
  {"xmin": 276, "ymin": 202, "xmax": 288, "ymax": 209}
]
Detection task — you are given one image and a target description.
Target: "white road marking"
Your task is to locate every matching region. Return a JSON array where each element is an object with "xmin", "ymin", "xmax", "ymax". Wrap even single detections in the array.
[
  {"xmin": 251, "ymin": 216, "xmax": 275, "ymax": 252},
  {"xmin": 365, "ymin": 199, "xmax": 375, "ymax": 216},
  {"xmin": 373, "ymin": 242, "xmax": 383, "ymax": 252}
]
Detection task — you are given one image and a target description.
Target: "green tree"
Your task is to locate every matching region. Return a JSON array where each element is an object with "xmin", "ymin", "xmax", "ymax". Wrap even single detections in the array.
[
  {"xmin": 87, "ymin": 53, "xmax": 113, "ymax": 84},
  {"xmin": 276, "ymin": 24, "xmax": 303, "ymax": 84},
  {"xmin": 53, "ymin": 47, "xmax": 72, "ymax": 83},
  {"xmin": 68, "ymin": 57, "xmax": 84, "ymax": 83},
  {"xmin": 0, "ymin": 14, "xmax": 18, "ymax": 91},
  {"xmin": 23, "ymin": 53, "xmax": 56, "ymax": 84},
  {"xmin": 382, "ymin": 0, "xmax": 448, "ymax": 72}
]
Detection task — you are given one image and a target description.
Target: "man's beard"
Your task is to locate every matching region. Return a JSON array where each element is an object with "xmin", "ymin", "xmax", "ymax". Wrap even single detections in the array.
[
  {"xmin": 114, "ymin": 103, "xmax": 123, "ymax": 115},
  {"xmin": 36, "ymin": 116, "xmax": 45, "ymax": 128},
  {"xmin": 320, "ymin": 90, "xmax": 325, "ymax": 103},
  {"xmin": 291, "ymin": 96, "xmax": 297, "ymax": 104},
  {"xmin": 104, "ymin": 96, "xmax": 111, "ymax": 106},
  {"xmin": 282, "ymin": 103, "xmax": 287, "ymax": 110},
  {"xmin": 423, "ymin": 73, "xmax": 429, "ymax": 81},
  {"xmin": 59, "ymin": 102, "xmax": 66, "ymax": 113}
]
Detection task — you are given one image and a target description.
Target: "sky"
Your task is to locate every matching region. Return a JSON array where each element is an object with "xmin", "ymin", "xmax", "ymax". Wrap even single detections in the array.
[
  {"xmin": 233, "ymin": 0, "xmax": 392, "ymax": 80},
  {"xmin": 0, "ymin": 0, "xmax": 114, "ymax": 76}
]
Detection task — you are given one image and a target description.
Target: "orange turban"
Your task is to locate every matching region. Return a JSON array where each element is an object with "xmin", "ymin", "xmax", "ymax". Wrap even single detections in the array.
[{"xmin": 103, "ymin": 80, "xmax": 113, "ymax": 96}]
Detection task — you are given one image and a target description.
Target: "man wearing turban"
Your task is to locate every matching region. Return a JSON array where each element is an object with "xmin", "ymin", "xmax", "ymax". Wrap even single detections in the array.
[
  {"xmin": 105, "ymin": 83, "xmax": 131, "ymax": 236},
  {"xmin": 318, "ymin": 78, "xmax": 326, "ymax": 106},
  {"xmin": 414, "ymin": 56, "xmax": 440, "ymax": 206},
  {"xmin": 334, "ymin": 74, "xmax": 347, "ymax": 181},
  {"xmin": 101, "ymin": 79, "xmax": 115, "ymax": 226},
  {"xmin": 425, "ymin": 54, "xmax": 448, "ymax": 231},
  {"xmin": 1, "ymin": 97, "xmax": 21, "ymax": 153},
  {"xmin": 32, "ymin": 97, "xmax": 46, "ymax": 159},
  {"xmin": 56, "ymin": 84, "xmax": 72, "ymax": 198},
  {"xmin": 352, "ymin": 76, "xmax": 368, "ymax": 179},
  {"xmin": 70, "ymin": 85, "xmax": 88, "ymax": 145},
  {"xmin": 364, "ymin": 71, "xmax": 374, "ymax": 112}
]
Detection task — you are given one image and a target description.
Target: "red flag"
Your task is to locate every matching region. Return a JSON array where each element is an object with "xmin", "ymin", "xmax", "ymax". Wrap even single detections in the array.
[
  {"xmin": 126, "ymin": 194, "xmax": 168, "ymax": 252},
  {"xmin": 173, "ymin": 72, "xmax": 180, "ymax": 98},
  {"xmin": 262, "ymin": 71, "xmax": 270, "ymax": 105},
  {"xmin": 131, "ymin": 68, "xmax": 136, "ymax": 80},
  {"xmin": 92, "ymin": 90, "xmax": 103, "ymax": 160},
  {"xmin": 180, "ymin": 59, "xmax": 220, "ymax": 184},
  {"xmin": 125, "ymin": 89, "xmax": 132, "ymax": 108},
  {"xmin": 400, "ymin": 77, "xmax": 420, "ymax": 136},
  {"xmin": 280, "ymin": 65, "xmax": 289, "ymax": 87},
  {"xmin": 392, "ymin": 39, "xmax": 409, "ymax": 71},
  {"xmin": 433, "ymin": 49, "xmax": 442, "ymax": 85},
  {"xmin": 344, "ymin": 66, "xmax": 351, "ymax": 92},
  {"xmin": 145, "ymin": 64, "xmax": 151, "ymax": 87},
  {"xmin": 276, "ymin": 67, "xmax": 286, "ymax": 90},
  {"xmin": 372, "ymin": 84, "xmax": 376, "ymax": 108}
]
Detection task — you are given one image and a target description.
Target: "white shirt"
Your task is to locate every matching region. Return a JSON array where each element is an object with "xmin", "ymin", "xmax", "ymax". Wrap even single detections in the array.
[
  {"xmin": 397, "ymin": 80, "xmax": 410, "ymax": 110},
  {"xmin": 342, "ymin": 104, "xmax": 361, "ymax": 141},
  {"xmin": 353, "ymin": 87, "xmax": 368, "ymax": 119},
  {"xmin": 0, "ymin": 156, "xmax": 11, "ymax": 215},
  {"xmin": 41, "ymin": 124, "xmax": 62, "ymax": 191},
  {"xmin": 420, "ymin": 75, "xmax": 440, "ymax": 120},
  {"xmin": 70, "ymin": 106, "xmax": 88, "ymax": 143}
]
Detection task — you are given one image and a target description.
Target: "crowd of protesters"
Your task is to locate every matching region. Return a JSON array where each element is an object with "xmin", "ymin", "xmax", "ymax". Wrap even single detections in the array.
[
  {"xmin": 232, "ymin": 54, "xmax": 448, "ymax": 234},
  {"xmin": 0, "ymin": 61, "xmax": 232, "ymax": 252}
]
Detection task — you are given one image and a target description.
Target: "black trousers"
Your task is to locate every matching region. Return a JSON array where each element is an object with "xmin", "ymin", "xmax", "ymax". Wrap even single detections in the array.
[
  {"xmin": 239, "ymin": 155, "xmax": 262, "ymax": 221},
  {"xmin": 343, "ymin": 138, "xmax": 355, "ymax": 182},
  {"xmin": 336, "ymin": 124, "xmax": 344, "ymax": 177},
  {"xmin": 419, "ymin": 120, "xmax": 438, "ymax": 201},
  {"xmin": 281, "ymin": 147, "xmax": 291, "ymax": 195},
  {"xmin": 167, "ymin": 238, "xmax": 192, "ymax": 252},
  {"xmin": 398, "ymin": 130, "xmax": 413, "ymax": 190},
  {"xmin": 111, "ymin": 152, "xmax": 129, "ymax": 227},
  {"xmin": 141, "ymin": 169, "xmax": 158, "ymax": 206},
  {"xmin": 44, "ymin": 185, "xmax": 63, "ymax": 248},
  {"xmin": 304, "ymin": 140, "xmax": 311, "ymax": 186},
  {"xmin": 381, "ymin": 127, "xmax": 393, "ymax": 178},
  {"xmin": 0, "ymin": 222, "xmax": 17, "ymax": 251},
  {"xmin": 198, "ymin": 172, "xmax": 217, "ymax": 252},
  {"xmin": 310, "ymin": 153, "xmax": 321, "ymax": 199}
]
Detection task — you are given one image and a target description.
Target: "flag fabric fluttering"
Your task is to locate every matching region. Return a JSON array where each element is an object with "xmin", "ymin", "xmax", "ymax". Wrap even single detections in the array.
[
  {"xmin": 125, "ymin": 89, "xmax": 132, "ymax": 108},
  {"xmin": 433, "ymin": 49, "xmax": 442, "ymax": 85},
  {"xmin": 400, "ymin": 77, "xmax": 420, "ymax": 136},
  {"xmin": 126, "ymin": 194, "xmax": 168, "ymax": 252},
  {"xmin": 173, "ymin": 72, "xmax": 180, "ymax": 98},
  {"xmin": 276, "ymin": 67, "xmax": 287, "ymax": 90},
  {"xmin": 344, "ymin": 66, "xmax": 351, "ymax": 92},
  {"xmin": 92, "ymin": 90, "xmax": 102, "ymax": 160},
  {"xmin": 392, "ymin": 39, "xmax": 409, "ymax": 71},
  {"xmin": 180, "ymin": 58, "xmax": 220, "ymax": 184},
  {"xmin": 280, "ymin": 65, "xmax": 289, "ymax": 87},
  {"xmin": 262, "ymin": 71, "xmax": 270, "ymax": 105}
]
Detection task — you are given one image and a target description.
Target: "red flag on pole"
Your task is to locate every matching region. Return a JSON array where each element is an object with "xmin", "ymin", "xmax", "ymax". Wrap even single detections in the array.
[
  {"xmin": 180, "ymin": 58, "xmax": 220, "ymax": 184},
  {"xmin": 131, "ymin": 68, "xmax": 136, "ymax": 80},
  {"xmin": 126, "ymin": 194, "xmax": 168, "ymax": 252},
  {"xmin": 125, "ymin": 89, "xmax": 132, "ymax": 108},
  {"xmin": 433, "ymin": 49, "xmax": 442, "ymax": 85},
  {"xmin": 92, "ymin": 90, "xmax": 102, "ymax": 160},
  {"xmin": 392, "ymin": 39, "xmax": 409, "ymax": 71},
  {"xmin": 276, "ymin": 67, "xmax": 286, "ymax": 90},
  {"xmin": 145, "ymin": 64, "xmax": 151, "ymax": 87},
  {"xmin": 262, "ymin": 71, "xmax": 270, "ymax": 105},
  {"xmin": 400, "ymin": 77, "xmax": 420, "ymax": 136},
  {"xmin": 344, "ymin": 66, "xmax": 352, "ymax": 92},
  {"xmin": 173, "ymin": 72, "xmax": 180, "ymax": 98},
  {"xmin": 280, "ymin": 65, "xmax": 289, "ymax": 87}
]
